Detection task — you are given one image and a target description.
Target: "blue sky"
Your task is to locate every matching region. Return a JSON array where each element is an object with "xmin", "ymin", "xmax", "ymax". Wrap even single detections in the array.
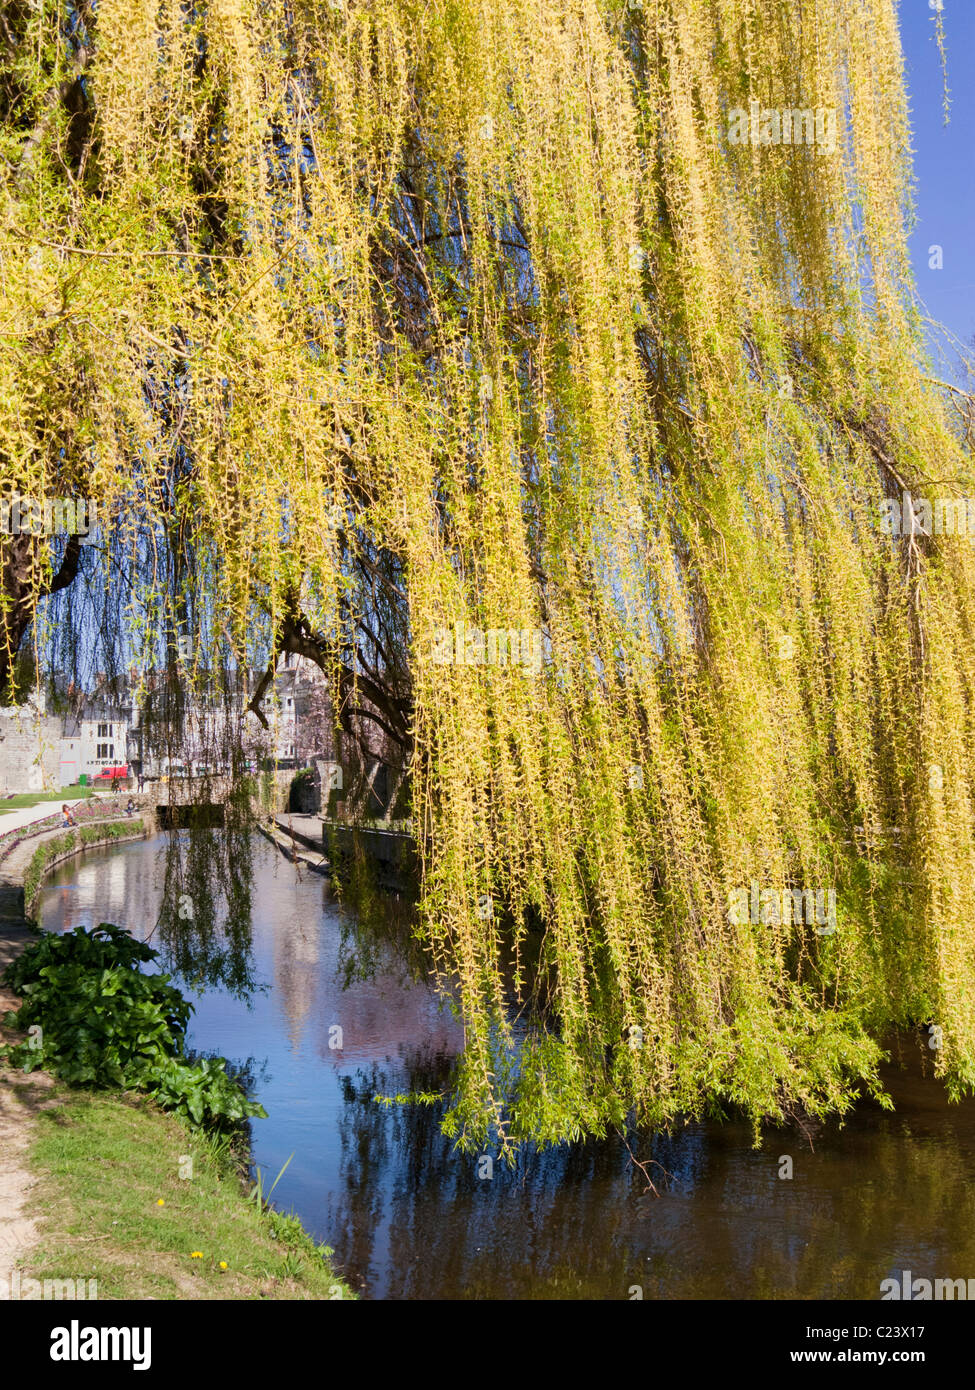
[{"xmin": 900, "ymin": 1, "xmax": 975, "ymax": 379}]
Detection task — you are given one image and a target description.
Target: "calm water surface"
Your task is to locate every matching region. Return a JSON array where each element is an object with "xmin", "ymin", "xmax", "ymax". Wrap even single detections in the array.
[{"xmin": 38, "ymin": 834, "xmax": 975, "ymax": 1300}]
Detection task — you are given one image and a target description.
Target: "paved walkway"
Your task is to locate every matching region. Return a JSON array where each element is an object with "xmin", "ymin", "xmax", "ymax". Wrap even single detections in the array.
[
  {"xmin": 0, "ymin": 798, "xmax": 84, "ymax": 838},
  {"xmin": 273, "ymin": 812, "xmax": 326, "ymax": 850}
]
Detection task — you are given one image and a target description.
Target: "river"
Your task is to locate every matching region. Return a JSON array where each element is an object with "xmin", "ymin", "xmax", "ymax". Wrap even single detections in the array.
[{"xmin": 38, "ymin": 832, "xmax": 975, "ymax": 1300}]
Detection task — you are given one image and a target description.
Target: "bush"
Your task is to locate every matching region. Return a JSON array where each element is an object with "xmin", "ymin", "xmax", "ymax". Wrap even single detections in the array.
[{"xmin": 1, "ymin": 924, "xmax": 266, "ymax": 1132}]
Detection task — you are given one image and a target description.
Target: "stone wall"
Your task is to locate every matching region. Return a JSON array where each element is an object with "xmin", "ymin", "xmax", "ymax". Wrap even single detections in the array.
[{"xmin": 0, "ymin": 711, "xmax": 62, "ymax": 794}]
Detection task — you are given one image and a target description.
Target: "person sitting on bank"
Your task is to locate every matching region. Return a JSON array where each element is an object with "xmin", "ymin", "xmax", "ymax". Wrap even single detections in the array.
[
  {"xmin": 125, "ymin": 798, "xmax": 137, "ymax": 817},
  {"xmin": 61, "ymin": 803, "xmax": 77, "ymax": 827}
]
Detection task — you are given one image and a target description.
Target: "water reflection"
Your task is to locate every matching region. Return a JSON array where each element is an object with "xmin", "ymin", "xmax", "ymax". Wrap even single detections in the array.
[
  {"xmin": 154, "ymin": 824, "xmax": 257, "ymax": 997},
  {"xmin": 38, "ymin": 835, "xmax": 975, "ymax": 1300}
]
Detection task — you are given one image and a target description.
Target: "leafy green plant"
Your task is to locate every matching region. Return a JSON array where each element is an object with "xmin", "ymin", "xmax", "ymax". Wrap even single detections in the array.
[
  {"xmin": 1, "ymin": 924, "xmax": 265, "ymax": 1132},
  {"xmin": 149, "ymin": 1056, "xmax": 262, "ymax": 1128}
]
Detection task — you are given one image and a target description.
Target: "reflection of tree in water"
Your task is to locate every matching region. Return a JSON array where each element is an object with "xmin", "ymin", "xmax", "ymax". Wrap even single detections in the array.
[
  {"xmin": 327, "ymin": 1049, "xmax": 658, "ymax": 1299},
  {"xmin": 742, "ymin": 1059, "xmax": 975, "ymax": 1301},
  {"xmin": 151, "ymin": 815, "xmax": 258, "ymax": 999},
  {"xmin": 331, "ymin": 867, "xmax": 427, "ymax": 995},
  {"xmin": 325, "ymin": 1042, "xmax": 975, "ymax": 1299}
]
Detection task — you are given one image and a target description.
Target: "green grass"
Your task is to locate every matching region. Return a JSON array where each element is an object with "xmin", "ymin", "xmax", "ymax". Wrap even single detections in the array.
[
  {"xmin": 25, "ymin": 1087, "xmax": 356, "ymax": 1300},
  {"xmin": 0, "ymin": 786, "xmax": 95, "ymax": 809}
]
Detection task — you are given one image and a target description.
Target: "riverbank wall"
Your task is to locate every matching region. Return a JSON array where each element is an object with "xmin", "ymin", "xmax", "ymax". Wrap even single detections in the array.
[{"xmin": 0, "ymin": 818, "xmax": 149, "ymax": 928}]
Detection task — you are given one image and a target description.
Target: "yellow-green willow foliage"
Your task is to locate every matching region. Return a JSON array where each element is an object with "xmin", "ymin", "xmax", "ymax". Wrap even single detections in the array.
[{"xmin": 3, "ymin": 0, "xmax": 975, "ymax": 1148}]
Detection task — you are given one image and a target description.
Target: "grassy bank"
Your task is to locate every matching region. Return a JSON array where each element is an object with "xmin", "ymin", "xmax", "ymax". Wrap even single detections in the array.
[
  {"xmin": 0, "ymin": 787, "xmax": 94, "ymax": 809},
  {"xmin": 3, "ymin": 924, "xmax": 356, "ymax": 1301},
  {"xmin": 24, "ymin": 1086, "xmax": 355, "ymax": 1300}
]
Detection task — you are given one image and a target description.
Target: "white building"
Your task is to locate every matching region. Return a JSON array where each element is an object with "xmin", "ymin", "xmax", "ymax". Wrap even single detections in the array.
[
  {"xmin": 49, "ymin": 659, "xmax": 333, "ymax": 787},
  {"xmin": 59, "ymin": 700, "xmax": 132, "ymax": 785}
]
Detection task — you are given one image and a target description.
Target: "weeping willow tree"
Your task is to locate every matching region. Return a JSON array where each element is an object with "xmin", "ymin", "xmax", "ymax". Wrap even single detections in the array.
[{"xmin": 3, "ymin": 0, "xmax": 975, "ymax": 1151}]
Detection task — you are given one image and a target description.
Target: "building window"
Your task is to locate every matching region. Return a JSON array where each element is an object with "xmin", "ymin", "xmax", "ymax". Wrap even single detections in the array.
[
  {"xmin": 97, "ymin": 743, "xmax": 114, "ymax": 759},
  {"xmin": 97, "ymin": 723, "xmax": 109, "ymax": 738}
]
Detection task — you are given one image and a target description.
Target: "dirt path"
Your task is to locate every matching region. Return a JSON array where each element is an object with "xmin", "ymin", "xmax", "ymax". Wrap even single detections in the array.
[{"xmin": 0, "ymin": 925, "xmax": 55, "ymax": 1299}]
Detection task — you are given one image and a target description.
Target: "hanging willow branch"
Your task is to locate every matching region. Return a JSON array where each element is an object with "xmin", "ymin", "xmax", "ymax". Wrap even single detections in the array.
[{"xmin": 2, "ymin": 0, "xmax": 975, "ymax": 1151}]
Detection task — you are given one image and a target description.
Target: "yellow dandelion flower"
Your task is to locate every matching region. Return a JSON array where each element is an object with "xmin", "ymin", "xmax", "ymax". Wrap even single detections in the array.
[
  {"xmin": 190, "ymin": 1251, "xmax": 203, "ymax": 1259},
  {"xmin": 156, "ymin": 1199, "xmax": 165, "ymax": 1207},
  {"xmin": 219, "ymin": 1261, "xmax": 228, "ymax": 1271}
]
